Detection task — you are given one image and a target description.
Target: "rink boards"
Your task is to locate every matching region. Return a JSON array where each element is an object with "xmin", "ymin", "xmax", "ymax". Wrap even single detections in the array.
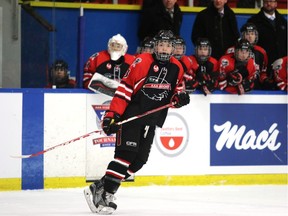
[{"xmin": 0, "ymin": 89, "xmax": 287, "ymax": 190}]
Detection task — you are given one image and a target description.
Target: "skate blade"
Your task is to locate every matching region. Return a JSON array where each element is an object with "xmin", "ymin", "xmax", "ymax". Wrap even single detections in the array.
[
  {"xmin": 96, "ymin": 205, "xmax": 116, "ymax": 215},
  {"xmin": 83, "ymin": 187, "xmax": 98, "ymax": 213}
]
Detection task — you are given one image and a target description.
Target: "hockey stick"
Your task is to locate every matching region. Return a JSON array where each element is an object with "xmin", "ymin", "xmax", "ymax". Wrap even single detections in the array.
[
  {"xmin": 117, "ymin": 102, "xmax": 176, "ymax": 125},
  {"xmin": 10, "ymin": 130, "xmax": 104, "ymax": 159},
  {"xmin": 11, "ymin": 102, "xmax": 175, "ymax": 159}
]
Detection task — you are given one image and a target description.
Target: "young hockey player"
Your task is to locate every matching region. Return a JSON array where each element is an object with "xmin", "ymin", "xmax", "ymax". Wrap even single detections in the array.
[
  {"xmin": 46, "ymin": 59, "xmax": 76, "ymax": 88},
  {"xmin": 272, "ymin": 56, "xmax": 287, "ymax": 91},
  {"xmin": 83, "ymin": 34, "xmax": 135, "ymax": 96},
  {"xmin": 218, "ymin": 39, "xmax": 257, "ymax": 94},
  {"xmin": 226, "ymin": 23, "xmax": 269, "ymax": 90},
  {"xmin": 188, "ymin": 38, "xmax": 219, "ymax": 95},
  {"xmin": 139, "ymin": 36, "xmax": 154, "ymax": 54},
  {"xmin": 84, "ymin": 30, "xmax": 190, "ymax": 214},
  {"xmin": 172, "ymin": 35, "xmax": 194, "ymax": 92}
]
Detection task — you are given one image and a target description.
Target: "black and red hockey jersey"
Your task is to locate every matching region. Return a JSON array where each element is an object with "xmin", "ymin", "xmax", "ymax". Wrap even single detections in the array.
[
  {"xmin": 273, "ymin": 56, "xmax": 287, "ymax": 91},
  {"xmin": 225, "ymin": 45, "xmax": 268, "ymax": 89},
  {"xmin": 83, "ymin": 50, "xmax": 135, "ymax": 89},
  {"xmin": 218, "ymin": 54, "xmax": 256, "ymax": 94},
  {"xmin": 107, "ymin": 53, "xmax": 185, "ymax": 127}
]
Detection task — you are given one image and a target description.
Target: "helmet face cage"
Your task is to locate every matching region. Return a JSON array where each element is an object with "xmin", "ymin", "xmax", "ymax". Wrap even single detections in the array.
[
  {"xmin": 108, "ymin": 34, "xmax": 128, "ymax": 61},
  {"xmin": 173, "ymin": 37, "xmax": 186, "ymax": 60},
  {"xmin": 235, "ymin": 39, "xmax": 252, "ymax": 63},
  {"xmin": 241, "ymin": 23, "xmax": 258, "ymax": 45},
  {"xmin": 195, "ymin": 39, "xmax": 211, "ymax": 63},
  {"xmin": 153, "ymin": 30, "xmax": 176, "ymax": 62}
]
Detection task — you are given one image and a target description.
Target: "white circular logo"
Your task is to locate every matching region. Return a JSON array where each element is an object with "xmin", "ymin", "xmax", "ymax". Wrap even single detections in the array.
[{"xmin": 155, "ymin": 112, "xmax": 189, "ymax": 157}]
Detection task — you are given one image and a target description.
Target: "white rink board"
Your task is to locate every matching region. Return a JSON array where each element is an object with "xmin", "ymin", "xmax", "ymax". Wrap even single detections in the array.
[
  {"xmin": 44, "ymin": 93, "xmax": 87, "ymax": 177},
  {"xmin": 0, "ymin": 93, "xmax": 22, "ymax": 178},
  {"xmin": 85, "ymin": 94, "xmax": 114, "ymax": 180},
  {"xmin": 0, "ymin": 91, "xmax": 285, "ymax": 182},
  {"xmin": 85, "ymin": 93, "xmax": 287, "ymax": 179}
]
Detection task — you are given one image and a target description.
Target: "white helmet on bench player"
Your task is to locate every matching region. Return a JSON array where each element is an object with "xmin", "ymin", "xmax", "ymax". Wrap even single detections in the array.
[{"xmin": 108, "ymin": 34, "xmax": 128, "ymax": 61}]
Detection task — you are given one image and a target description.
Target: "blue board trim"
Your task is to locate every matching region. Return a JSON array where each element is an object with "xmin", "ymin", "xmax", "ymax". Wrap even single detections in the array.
[{"xmin": 22, "ymin": 91, "xmax": 44, "ymax": 189}]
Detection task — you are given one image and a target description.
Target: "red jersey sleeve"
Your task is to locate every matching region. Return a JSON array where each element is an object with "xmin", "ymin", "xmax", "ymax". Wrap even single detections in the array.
[{"xmin": 109, "ymin": 54, "xmax": 153, "ymax": 116}]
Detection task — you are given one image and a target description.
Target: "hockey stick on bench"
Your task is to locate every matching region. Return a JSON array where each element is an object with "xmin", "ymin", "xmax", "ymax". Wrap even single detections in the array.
[{"xmin": 10, "ymin": 102, "xmax": 175, "ymax": 159}]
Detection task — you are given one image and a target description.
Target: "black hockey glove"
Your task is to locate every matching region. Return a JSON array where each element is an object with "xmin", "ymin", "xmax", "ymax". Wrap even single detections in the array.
[
  {"xmin": 171, "ymin": 92, "xmax": 190, "ymax": 108},
  {"xmin": 262, "ymin": 78, "xmax": 276, "ymax": 90},
  {"xmin": 102, "ymin": 111, "xmax": 121, "ymax": 136},
  {"xmin": 201, "ymin": 80, "xmax": 217, "ymax": 96},
  {"xmin": 242, "ymin": 79, "xmax": 254, "ymax": 92},
  {"xmin": 227, "ymin": 71, "xmax": 242, "ymax": 86},
  {"xmin": 186, "ymin": 79, "xmax": 199, "ymax": 92}
]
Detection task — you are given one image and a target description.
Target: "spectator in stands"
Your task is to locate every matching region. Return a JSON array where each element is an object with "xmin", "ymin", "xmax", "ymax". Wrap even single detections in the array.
[
  {"xmin": 138, "ymin": 0, "xmax": 183, "ymax": 42},
  {"xmin": 83, "ymin": 34, "xmax": 135, "ymax": 96},
  {"xmin": 187, "ymin": 38, "xmax": 219, "ymax": 95},
  {"xmin": 272, "ymin": 56, "xmax": 287, "ymax": 91},
  {"xmin": 46, "ymin": 59, "xmax": 76, "ymax": 88},
  {"xmin": 191, "ymin": 0, "xmax": 239, "ymax": 60},
  {"xmin": 247, "ymin": 0, "xmax": 287, "ymax": 89},
  {"xmin": 218, "ymin": 39, "xmax": 257, "ymax": 95}
]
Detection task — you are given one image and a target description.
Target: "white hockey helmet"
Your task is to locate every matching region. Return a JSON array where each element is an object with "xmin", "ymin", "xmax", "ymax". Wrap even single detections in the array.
[{"xmin": 107, "ymin": 34, "xmax": 128, "ymax": 61}]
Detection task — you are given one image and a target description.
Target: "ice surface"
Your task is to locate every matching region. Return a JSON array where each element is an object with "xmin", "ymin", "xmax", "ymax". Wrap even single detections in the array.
[{"xmin": 0, "ymin": 185, "xmax": 287, "ymax": 216}]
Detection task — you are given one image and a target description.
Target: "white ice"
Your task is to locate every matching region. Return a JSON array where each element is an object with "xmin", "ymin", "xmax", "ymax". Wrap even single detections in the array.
[{"xmin": 0, "ymin": 185, "xmax": 287, "ymax": 216}]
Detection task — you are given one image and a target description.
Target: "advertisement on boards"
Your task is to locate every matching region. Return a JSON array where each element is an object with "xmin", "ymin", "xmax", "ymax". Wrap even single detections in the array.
[{"xmin": 210, "ymin": 103, "xmax": 287, "ymax": 166}]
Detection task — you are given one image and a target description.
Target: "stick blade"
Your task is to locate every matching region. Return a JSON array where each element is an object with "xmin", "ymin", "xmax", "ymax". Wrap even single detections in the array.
[{"xmin": 10, "ymin": 154, "xmax": 32, "ymax": 159}]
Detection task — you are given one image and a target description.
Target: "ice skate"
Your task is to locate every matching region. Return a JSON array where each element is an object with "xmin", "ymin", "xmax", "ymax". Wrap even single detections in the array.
[
  {"xmin": 94, "ymin": 191, "xmax": 117, "ymax": 215},
  {"xmin": 84, "ymin": 180, "xmax": 104, "ymax": 213}
]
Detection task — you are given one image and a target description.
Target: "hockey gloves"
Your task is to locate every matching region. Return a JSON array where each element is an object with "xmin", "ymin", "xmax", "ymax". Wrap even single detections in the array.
[
  {"xmin": 171, "ymin": 92, "xmax": 190, "ymax": 108},
  {"xmin": 242, "ymin": 79, "xmax": 254, "ymax": 92},
  {"xmin": 227, "ymin": 71, "xmax": 242, "ymax": 86},
  {"xmin": 262, "ymin": 78, "xmax": 276, "ymax": 90},
  {"xmin": 102, "ymin": 111, "xmax": 121, "ymax": 136}
]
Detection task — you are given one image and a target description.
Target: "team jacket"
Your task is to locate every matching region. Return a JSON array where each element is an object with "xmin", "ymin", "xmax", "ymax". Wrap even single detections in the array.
[
  {"xmin": 191, "ymin": 3, "xmax": 239, "ymax": 59},
  {"xmin": 218, "ymin": 54, "xmax": 256, "ymax": 94},
  {"xmin": 225, "ymin": 45, "xmax": 268, "ymax": 89},
  {"xmin": 83, "ymin": 50, "xmax": 135, "ymax": 89},
  {"xmin": 107, "ymin": 53, "xmax": 185, "ymax": 127}
]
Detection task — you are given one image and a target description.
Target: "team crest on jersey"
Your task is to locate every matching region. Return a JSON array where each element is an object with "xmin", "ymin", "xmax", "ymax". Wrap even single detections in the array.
[
  {"xmin": 142, "ymin": 67, "xmax": 171, "ymax": 101},
  {"xmin": 153, "ymin": 65, "xmax": 159, "ymax": 72},
  {"xmin": 106, "ymin": 63, "xmax": 112, "ymax": 70},
  {"xmin": 155, "ymin": 112, "xmax": 189, "ymax": 157},
  {"xmin": 221, "ymin": 59, "xmax": 229, "ymax": 67}
]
